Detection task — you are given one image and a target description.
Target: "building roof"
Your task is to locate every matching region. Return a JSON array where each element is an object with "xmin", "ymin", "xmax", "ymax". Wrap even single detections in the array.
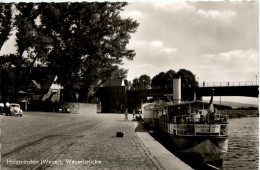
[{"xmin": 105, "ymin": 78, "xmax": 125, "ymax": 87}]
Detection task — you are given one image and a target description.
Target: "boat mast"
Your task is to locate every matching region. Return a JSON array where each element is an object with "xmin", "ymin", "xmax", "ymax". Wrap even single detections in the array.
[
  {"xmin": 208, "ymin": 89, "xmax": 215, "ymax": 113},
  {"xmin": 208, "ymin": 89, "xmax": 215, "ymax": 135}
]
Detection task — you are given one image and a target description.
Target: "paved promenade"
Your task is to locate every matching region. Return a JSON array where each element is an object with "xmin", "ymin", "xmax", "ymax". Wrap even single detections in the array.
[
  {"xmin": 1, "ymin": 112, "xmax": 192, "ymax": 170},
  {"xmin": 45, "ymin": 114, "xmax": 192, "ymax": 170}
]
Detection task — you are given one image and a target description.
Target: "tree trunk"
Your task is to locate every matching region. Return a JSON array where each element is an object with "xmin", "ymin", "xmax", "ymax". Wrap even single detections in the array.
[
  {"xmin": 79, "ymin": 83, "xmax": 91, "ymax": 103},
  {"xmin": 14, "ymin": 67, "xmax": 20, "ymax": 102}
]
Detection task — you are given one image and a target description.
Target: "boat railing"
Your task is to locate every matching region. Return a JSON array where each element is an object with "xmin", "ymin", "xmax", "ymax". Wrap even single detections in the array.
[
  {"xmin": 173, "ymin": 114, "xmax": 229, "ymax": 124},
  {"xmin": 159, "ymin": 115, "xmax": 228, "ymax": 136}
]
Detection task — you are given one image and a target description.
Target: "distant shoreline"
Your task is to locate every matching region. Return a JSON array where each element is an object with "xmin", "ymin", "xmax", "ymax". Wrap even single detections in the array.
[{"xmin": 223, "ymin": 110, "xmax": 259, "ymax": 118}]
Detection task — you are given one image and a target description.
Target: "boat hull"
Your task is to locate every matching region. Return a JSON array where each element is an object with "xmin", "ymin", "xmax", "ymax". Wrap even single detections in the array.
[{"xmin": 162, "ymin": 131, "xmax": 228, "ymax": 162}]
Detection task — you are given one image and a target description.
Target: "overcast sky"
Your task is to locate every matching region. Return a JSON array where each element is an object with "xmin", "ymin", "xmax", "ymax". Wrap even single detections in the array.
[
  {"xmin": 1, "ymin": 1, "xmax": 258, "ymax": 84},
  {"xmin": 0, "ymin": 1, "xmax": 258, "ymax": 104},
  {"xmin": 120, "ymin": 1, "xmax": 258, "ymax": 85}
]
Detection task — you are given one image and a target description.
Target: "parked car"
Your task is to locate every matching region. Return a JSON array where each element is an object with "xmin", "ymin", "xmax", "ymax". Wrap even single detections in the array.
[
  {"xmin": 9, "ymin": 103, "xmax": 23, "ymax": 117},
  {"xmin": 58, "ymin": 107, "xmax": 70, "ymax": 113}
]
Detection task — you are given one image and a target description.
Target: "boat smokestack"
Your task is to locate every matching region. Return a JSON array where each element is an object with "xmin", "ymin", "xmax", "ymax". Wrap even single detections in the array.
[{"xmin": 173, "ymin": 77, "xmax": 181, "ymax": 104}]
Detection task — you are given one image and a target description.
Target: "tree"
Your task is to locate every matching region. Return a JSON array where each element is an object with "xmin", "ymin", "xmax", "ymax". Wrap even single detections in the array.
[
  {"xmin": 0, "ymin": 3, "xmax": 49, "ymax": 102},
  {"xmin": 151, "ymin": 72, "xmax": 165, "ymax": 88},
  {"xmin": 151, "ymin": 69, "xmax": 198, "ymax": 89},
  {"xmin": 176, "ymin": 69, "xmax": 198, "ymax": 88},
  {"xmin": 139, "ymin": 74, "xmax": 151, "ymax": 89},
  {"xmin": 131, "ymin": 74, "xmax": 151, "ymax": 89},
  {"xmin": 0, "ymin": 2, "xmax": 139, "ymax": 102},
  {"xmin": 40, "ymin": 2, "xmax": 139, "ymax": 102},
  {"xmin": 131, "ymin": 77, "xmax": 140, "ymax": 89},
  {"xmin": 164, "ymin": 69, "xmax": 176, "ymax": 88},
  {"xmin": 0, "ymin": 3, "xmax": 12, "ymax": 50}
]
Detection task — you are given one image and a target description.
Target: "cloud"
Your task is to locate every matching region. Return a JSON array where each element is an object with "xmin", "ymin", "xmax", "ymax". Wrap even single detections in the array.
[
  {"xmin": 120, "ymin": 10, "xmax": 144, "ymax": 20},
  {"xmin": 149, "ymin": 41, "xmax": 178, "ymax": 54},
  {"xmin": 199, "ymin": 49, "xmax": 258, "ymax": 77},
  {"xmin": 161, "ymin": 48, "xmax": 178, "ymax": 53},
  {"xmin": 128, "ymin": 40, "xmax": 147, "ymax": 48},
  {"xmin": 121, "ymin": 1, "xmax": 258, "ymax": 83},
  {"xmin": 204, "ymin": 49, "xmax": 257, "ymax": 62},
  {"xmin": 197, "ymin": 9, "xmax": 236, "ymax": 20},
  {"xmin": 150, "ymin": 41, "xmax": 163, "ymax": 48},
  {"xmin": 154, "ymin": 2, "xmax": 195, "ymax": 13},
  {"xmin": 131, "ymin": 63, "xmax": 154, "ymax": 69}
]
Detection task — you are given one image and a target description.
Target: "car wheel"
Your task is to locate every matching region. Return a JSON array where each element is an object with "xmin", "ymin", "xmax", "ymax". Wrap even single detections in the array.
[{"xmin": 20, "ymin": 114, "xmax": 22, "ymax": 117}]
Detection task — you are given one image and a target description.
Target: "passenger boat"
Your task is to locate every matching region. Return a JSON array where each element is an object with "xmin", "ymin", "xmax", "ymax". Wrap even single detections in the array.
[{"xmin": 157, "ymin": 78, "xmax": 229, "ymax": 163}]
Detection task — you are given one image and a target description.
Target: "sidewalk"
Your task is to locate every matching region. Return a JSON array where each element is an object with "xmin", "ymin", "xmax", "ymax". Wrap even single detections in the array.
[{"xmin": 45, "ymin": 114, "xmax": 192, "ymax": 170}]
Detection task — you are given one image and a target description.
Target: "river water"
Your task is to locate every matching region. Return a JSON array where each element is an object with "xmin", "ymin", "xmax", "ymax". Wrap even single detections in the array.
[
  {"xmin": 224, "ymin": 117, "xmax": 259, "ymax": 170},
  {"xmin": 149, "ymin": 117, "xmax": 259, "ymax": 169}
]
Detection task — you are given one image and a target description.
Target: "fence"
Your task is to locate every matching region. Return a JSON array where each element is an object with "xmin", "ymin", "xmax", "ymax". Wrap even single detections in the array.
[{"xmin": 199, "ymin": 81, "xmax": 258, "ymax": 87}]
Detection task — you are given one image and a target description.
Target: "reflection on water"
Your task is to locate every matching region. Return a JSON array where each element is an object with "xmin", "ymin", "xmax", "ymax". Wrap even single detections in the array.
[{"xmin": 224, "ymin": 117, "xmax": 259, "ymax": 170}]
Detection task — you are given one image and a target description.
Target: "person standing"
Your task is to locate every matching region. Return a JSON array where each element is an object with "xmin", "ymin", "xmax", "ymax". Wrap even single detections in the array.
[
  {"xmin": 0, "ymin": 101, "xmax": 4, "ymax": 115},
  {"xmin": 132, "ymin": 109, "xmax": 135, "ymax": 120},
  {"xmin": 124, "ymin": 109, "xmax": 128, "ymax": 121},
  {"xmin": 5, "ymin": 102, "xmax": 10, "ymax": 116}
]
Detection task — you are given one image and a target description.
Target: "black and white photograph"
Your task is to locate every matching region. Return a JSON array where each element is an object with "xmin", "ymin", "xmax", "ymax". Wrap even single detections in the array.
[{"xmin": 0, "ymin": 1, "xmax": 258, "ymax": 170}]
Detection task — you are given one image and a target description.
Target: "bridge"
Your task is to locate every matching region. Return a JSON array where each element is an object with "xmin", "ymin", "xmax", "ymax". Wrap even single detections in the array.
[
  {"xmin": 127, "ymin": 81, "xmax": 259, "ymax": 97},
  {"xmin": 96, "ymin": 81, "xmax": 259, "ymax": 113}
]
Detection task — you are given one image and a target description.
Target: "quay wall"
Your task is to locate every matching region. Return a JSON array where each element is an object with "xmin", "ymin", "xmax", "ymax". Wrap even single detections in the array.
[{"xmin": 60, "ymin": 102, "xmax": 97, "ymax": 116}]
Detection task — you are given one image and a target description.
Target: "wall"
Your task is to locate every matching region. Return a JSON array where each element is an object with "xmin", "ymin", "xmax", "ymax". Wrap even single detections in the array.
[
  {"xmin": 95, "ymin": 86, "xmax": 126, "ymax": 113},
  {"xmin": 60, "ymin": 102, "xmax": 97, "ymax": 116}
]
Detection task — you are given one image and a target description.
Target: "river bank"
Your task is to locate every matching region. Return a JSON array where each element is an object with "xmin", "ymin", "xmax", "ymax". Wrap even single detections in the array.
[{"xmin": 225, "ymin": 109, "xmax": 259, "ymax": 118}]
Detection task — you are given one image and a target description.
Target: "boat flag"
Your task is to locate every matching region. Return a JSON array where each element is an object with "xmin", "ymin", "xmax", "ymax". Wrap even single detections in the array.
[{"xmin": 208, "ymin": 89, "xmax": 215, "ymax": 113}]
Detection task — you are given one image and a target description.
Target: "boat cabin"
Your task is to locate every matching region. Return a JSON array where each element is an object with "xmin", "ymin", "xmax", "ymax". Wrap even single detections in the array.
[
  {"xmin": 161, "ymin": 101, "xmax": 229, "ymax": 124},
  {"xmin": 158, "ymin": 101, "xmax": 229, "ymax": 136}
]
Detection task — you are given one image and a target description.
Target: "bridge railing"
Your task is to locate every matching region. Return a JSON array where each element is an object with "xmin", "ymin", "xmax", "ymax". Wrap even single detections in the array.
[{"xmin": 199, "ymin": 81, "xmax": 259, "ymax": 87}]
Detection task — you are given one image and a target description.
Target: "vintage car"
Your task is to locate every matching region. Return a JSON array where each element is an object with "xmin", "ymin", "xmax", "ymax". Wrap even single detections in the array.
[
  {"xmin": 58, "ymin": 107, "xmax": 70, "ymax": 113},
  {"xmin": 10, "ymin": 103, "xmax": 23, "ymax": 117}
]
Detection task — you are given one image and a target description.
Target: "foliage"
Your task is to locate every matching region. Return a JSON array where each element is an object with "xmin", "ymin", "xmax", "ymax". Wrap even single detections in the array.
[
  {"xmin": 131, "ymin": 77, "xmax": 139, "ymax": 89},
  {"xmin": 151, "ymin": 70, "xmax": 176, "ymax": 88},
  {"xmin": 151, "ymin": 69, "xmax": 198, "ymax": 89},
  {"xmin": 40, "ymin": 2, "xmax": 138, "ymax": 102},
  {"xmin": 0, "ymin": 3, "xmax": 12, "ymax": 50},
  {"xmin": 139, "ymin": 74, "xmax": 151, "ymax": 89},
  {"xmin": 176, "ymin": 69, "xmax": 198, "ymax": 88},
  {"xmin": 0, "ymin": 2, "xmax": 139, "ymax": 102},
  {"xmin": 131, "ymin": 74, "xmax": 151, "ymax": 89}
]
